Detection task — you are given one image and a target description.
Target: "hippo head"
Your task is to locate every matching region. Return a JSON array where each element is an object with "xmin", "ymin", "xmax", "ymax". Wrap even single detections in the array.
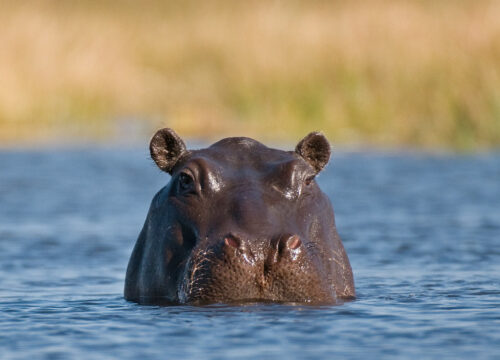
[{"xmin": 124, "ymin": 128, "xmax": 355, "ymax": 305}]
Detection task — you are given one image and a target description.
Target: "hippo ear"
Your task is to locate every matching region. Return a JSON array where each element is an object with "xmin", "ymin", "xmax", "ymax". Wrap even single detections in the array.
[
  {"xmin": 295, "ymin": 132, "xmax": 331, "ymax": 174},
  {"xmin": 150, "ymin": 128, "xmax": 187, "ymax": 174}
]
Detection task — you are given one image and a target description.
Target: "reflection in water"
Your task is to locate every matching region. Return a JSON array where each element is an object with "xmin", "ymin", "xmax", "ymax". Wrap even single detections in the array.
[{"xmin": 0, "ymin": 148, "xmax": 499, "ymax": 359}]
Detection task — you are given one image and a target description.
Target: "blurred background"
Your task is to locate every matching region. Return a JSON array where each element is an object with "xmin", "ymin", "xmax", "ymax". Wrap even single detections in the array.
[
  {"xmin": 2, "ymin": 2, "xmax": 500, "ymax": 358},
  {"xmin": 1, "ymin": 0, "xmax": 500, "ymax": 149}
]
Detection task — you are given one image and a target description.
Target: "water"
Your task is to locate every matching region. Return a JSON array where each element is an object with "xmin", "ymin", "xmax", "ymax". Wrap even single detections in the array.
[{"xmin": 0, "ymin": 146, "xmax": 499, "ymax": 359}]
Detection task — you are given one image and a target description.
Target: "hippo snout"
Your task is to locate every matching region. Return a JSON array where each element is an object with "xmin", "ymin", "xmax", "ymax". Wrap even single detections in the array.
[{"xmin": 178, "ymin": 233, "xmax": 335, "ymax": 305}]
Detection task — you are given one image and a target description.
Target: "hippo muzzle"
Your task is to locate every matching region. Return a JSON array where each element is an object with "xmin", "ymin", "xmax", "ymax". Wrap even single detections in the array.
[{"xmin": 124, "ymin": 128, "xmax": 355, "ymax": 305}]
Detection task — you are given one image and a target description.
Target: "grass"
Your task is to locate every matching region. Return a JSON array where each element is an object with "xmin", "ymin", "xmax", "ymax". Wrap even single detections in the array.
[{"xmin": 1, "ymin": 0, "xmax": 500, "ymax": 149}]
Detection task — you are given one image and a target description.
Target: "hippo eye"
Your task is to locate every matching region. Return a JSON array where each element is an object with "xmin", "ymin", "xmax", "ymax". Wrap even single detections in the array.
[
  {"xmin": 178, "ymin": 172, "xmax": 195, "ymax": 193},
  {"xmin": 305, "ymin": 175, "xmax": 315, "ymax": 186}
]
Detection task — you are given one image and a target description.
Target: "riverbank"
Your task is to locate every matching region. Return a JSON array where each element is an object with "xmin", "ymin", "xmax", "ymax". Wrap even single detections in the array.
[{"xmin": 1, "ymin": 1, "xmax": 499, "ymax": 149}]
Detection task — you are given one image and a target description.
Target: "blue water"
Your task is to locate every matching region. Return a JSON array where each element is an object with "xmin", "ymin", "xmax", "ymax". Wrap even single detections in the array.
[{"xmin": 0, "ymin": 146, "xmax": 499, "ymax": 359}]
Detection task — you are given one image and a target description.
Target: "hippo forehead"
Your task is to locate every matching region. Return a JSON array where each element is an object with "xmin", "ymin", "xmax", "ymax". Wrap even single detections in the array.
[
  {"xmin": 181, "ymin": 137, "xmax": 312, "ymax": 180},
  {"xmin": 208, "ymin": 137, "xmax": 295, "ymax": 165}
]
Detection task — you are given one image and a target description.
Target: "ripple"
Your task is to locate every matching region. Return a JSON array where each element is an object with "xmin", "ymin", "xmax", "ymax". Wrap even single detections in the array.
[{"xmin": 1, "ymin": 149, "xmax": 499, "ymax": 359}]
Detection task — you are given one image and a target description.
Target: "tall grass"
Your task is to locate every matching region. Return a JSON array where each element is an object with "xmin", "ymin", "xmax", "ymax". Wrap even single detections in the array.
[{"xmin": 1, "ymin": 0, "xmax": 500, "ymax": 149}]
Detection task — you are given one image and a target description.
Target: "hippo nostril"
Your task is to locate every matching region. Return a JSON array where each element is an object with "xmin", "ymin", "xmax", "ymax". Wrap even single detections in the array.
[
  {"xmin": 286, "ymin": 235, "xmax": 302, "ymax": 250},
  {"xmin": 224, "ymin": 235, "xmax": 240, "ymax": 249}
]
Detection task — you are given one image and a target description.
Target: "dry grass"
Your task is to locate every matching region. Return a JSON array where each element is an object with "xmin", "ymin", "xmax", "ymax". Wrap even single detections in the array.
[{"xmin": 1, "ymin": 0, "xmax": 500, "ymax": 149}]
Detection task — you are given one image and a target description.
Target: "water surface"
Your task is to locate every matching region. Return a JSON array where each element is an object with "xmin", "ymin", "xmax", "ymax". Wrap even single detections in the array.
[{"xmin": 0, "ymin": 147, "xmax": 499, "ymax": 359}]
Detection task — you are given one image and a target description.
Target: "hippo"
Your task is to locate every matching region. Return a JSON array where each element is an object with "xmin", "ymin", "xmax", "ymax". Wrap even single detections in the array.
[{"xmin": 124, "ymin": 128, "xmax": 355, "ymax": 305}]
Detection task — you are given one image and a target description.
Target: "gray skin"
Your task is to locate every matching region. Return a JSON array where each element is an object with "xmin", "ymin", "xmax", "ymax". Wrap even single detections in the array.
[{"xmin": 124, "ymin": 128, "xmax": 355, "ymax": 305}]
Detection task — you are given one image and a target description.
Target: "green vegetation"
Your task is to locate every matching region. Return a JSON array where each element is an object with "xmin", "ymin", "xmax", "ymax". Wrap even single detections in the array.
[{"xmin": 1, "ymin": 0, "xmax": 500, "ymax": 149}]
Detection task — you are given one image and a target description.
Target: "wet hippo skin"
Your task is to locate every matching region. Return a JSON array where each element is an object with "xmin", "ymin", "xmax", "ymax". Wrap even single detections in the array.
[{"xmin": 124, "ymin": 128, "xmax": 355, "ymax": 305}]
